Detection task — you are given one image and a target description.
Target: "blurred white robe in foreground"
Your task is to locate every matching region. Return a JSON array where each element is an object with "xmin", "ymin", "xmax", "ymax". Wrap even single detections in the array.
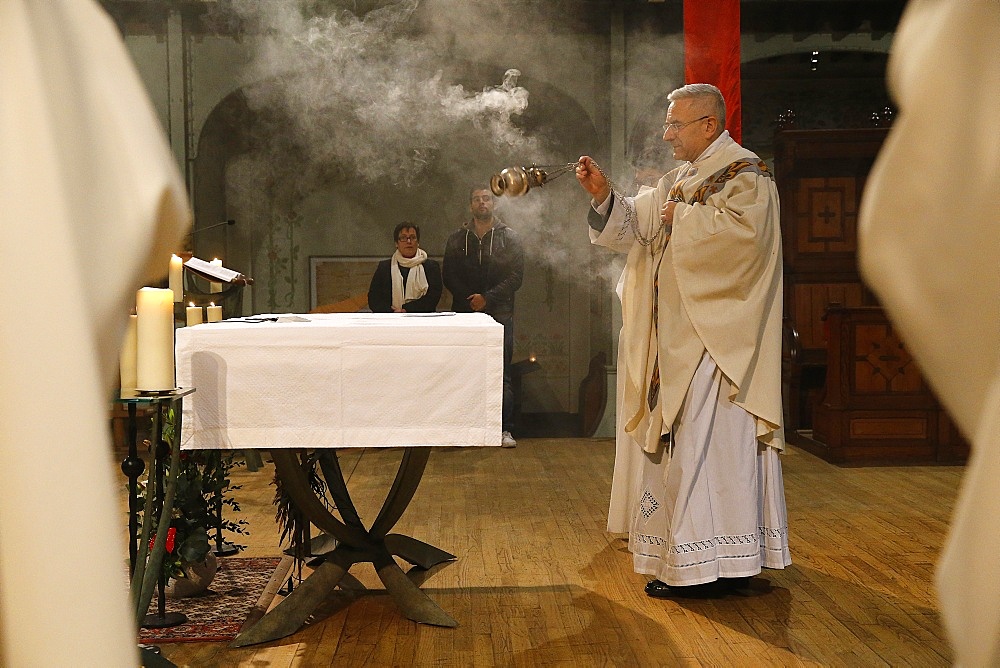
[
  {"xmin": 0, "ymin": 1, "xmax": 190, "ymax": 665},
  {"xmin": 857, "ymin": 1, "xmax": 1000, "ymax": 665}
]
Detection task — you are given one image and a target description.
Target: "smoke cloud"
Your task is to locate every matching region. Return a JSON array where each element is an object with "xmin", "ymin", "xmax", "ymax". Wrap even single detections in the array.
[{"xmin": 214, "ymin": 0, "xmax": 543, "ymax": 187}]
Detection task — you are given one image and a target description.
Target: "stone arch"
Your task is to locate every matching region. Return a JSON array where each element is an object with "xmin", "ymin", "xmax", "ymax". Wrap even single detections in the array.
[{"xmin": 191, "ymin": 63, "xmax": 597, "ymax": 305}]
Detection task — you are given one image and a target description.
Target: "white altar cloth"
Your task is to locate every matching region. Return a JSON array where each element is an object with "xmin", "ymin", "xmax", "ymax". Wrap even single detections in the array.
[{"xmin": 175, "ymin": 312, "xmax": 503, "ymax": 449}]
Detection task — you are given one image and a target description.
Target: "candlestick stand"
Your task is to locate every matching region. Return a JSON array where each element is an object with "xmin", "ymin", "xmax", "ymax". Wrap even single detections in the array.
[{"xmin": 116, "ymin": 387, "xmax": 195, "ymax": 630}]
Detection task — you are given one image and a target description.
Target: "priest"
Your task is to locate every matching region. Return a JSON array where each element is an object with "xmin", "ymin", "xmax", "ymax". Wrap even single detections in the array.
[{"xmin": 575, "ymin": 83, "xmax": 790, "ymax": 597}]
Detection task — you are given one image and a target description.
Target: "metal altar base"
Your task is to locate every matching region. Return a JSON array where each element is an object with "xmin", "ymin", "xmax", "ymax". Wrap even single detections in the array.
[{"xmin": 231, "ymin": 448, "xmax": 456, "ymax": 648}]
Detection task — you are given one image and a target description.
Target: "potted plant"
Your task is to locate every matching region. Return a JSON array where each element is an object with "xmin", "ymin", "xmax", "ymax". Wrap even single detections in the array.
[{"xmin": 141, "ymin": 411, "xmax": 249, "ymax": 598}]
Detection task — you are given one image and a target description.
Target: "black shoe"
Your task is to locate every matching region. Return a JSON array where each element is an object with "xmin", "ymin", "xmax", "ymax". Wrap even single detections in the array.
[
  {"xmin": 718, "ymin": 576, "xmax": 752, "ymax": 591},
  {"xmin": 644, "ymin": 579, "xmax": 723, "ymax": 599}
]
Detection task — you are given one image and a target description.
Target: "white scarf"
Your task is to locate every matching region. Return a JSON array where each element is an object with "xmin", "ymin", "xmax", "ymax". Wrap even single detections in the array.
[{"xmin": 391, "ymin": 248, "xmax": 429, "ymax": 310}]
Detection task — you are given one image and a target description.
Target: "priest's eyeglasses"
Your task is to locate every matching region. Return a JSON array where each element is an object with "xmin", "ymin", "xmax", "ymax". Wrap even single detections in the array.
[
  {"xmin": 397, "ymin": 235, "xmax": 418, "ymax": 242},
  {"xmin": 662, "ymin": 116, "xmax": 711, "ymax": 134}
]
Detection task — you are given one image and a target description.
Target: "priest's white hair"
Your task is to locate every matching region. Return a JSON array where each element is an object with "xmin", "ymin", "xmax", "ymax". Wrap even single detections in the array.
[{"xmin": 668, "ymin": 83, "xmax": 727, "ymax": 131}]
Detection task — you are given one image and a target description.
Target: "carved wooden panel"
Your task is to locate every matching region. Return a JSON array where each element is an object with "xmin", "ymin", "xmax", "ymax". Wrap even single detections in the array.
[
  {"xmin": 807, "ymin": 306, "xmax": 968, "ymax": 464},
  {"xmin": 791, "ymin": 282, "xmax": 865, "ymax": 351},
  {"xmin": 849, "ymin": 418, "xmax": 928, "ymax": 440},
  {"xmin": 852, "ymin": 324, "xmax": 925, "ymax": 394},
  {"xmin": 793, "ymin": 177, "xmax": 858, "ymax": 254}
]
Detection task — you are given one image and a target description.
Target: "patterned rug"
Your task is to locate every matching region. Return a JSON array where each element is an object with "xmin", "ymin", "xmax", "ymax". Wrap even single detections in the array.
[{"xmin": 139, "ymin": 556, "xmax": 288, "ymax": 644}]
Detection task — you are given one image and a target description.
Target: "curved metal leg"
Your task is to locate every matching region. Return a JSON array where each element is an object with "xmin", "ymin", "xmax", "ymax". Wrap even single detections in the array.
[
  {"xmin": 231, "ymin": 560, "xmax": 350, "ymax": 647},
  {"xmin": 270, "ymin": 450, "xmax": 371, "ymax": 547},
  {"xmin": 385, "ymin": 534, "xmax": 456, "ymax": 569},
  {"xmin": 235, "ymin": 447, "xmax": 458, "ymax": 647},
  {"xmin": 316, "ymin": 451, "xmax": 364, "ymax": 528},
  {"xmin": 370, "ymin": 448, "xmax": 431, "ymax": 539},
  {"xmin": 375, "ymin": 559, "xmax": 458, "ymax": 628}
]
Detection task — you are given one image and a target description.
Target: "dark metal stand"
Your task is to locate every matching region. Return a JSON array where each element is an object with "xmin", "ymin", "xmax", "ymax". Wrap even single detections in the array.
[
  {"xmin": 231, "ymin": 448, "xmax": 456, "ymax": 648},
  {"xmin": 117, "ymin": 389, "xmax": 194, "ymax": 631},
  {"xmin": 120, "ymin": 403, "xmax": 145, "ymax": 573},
  {"xmin": 142, "ymin": 437, "xmax": 186, "ymax": 629}
]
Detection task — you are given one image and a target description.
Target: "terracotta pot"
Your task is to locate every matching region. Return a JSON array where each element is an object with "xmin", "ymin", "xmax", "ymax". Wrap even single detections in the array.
[{"xmin": 165, "ymin": 552, "xmax": 218, "ymax": 599}]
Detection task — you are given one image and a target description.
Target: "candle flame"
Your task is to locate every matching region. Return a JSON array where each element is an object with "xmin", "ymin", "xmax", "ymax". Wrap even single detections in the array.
[
  {"xmin": 209, "ymin": 302, "xmax": 216, "ymax": 307},
  {"xmin": 189, "ymin": 302, "xmax": 195, "ymax": 307}
]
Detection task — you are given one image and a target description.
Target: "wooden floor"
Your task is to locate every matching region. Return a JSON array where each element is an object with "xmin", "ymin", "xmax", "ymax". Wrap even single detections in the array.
[{"xmin": 142, "ymin": 439, "xmax": 963, "ymax": 667}]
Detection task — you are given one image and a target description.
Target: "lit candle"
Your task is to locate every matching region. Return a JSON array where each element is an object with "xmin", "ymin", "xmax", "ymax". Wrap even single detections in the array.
[
  {"xmin": 210, "ymin": 258, "xmax": 223, "ymax": 293},
  {"xmin": 136, "ymin": 287, "xmax": 175, "ymax": 391},
  {"xmin": 168, "ymin": 254, "xmax": 184, "ymax": 302},
  {"xmin": 206, "ymin": 302, "xmax": 223, "ymax": 323},
  {"xmin": 186, "ymin": 302, "xmax": 203, "ymax": 326},
  {"xmin": 119, "ymin": 314, "xmax": 138, "ymax": 390}
]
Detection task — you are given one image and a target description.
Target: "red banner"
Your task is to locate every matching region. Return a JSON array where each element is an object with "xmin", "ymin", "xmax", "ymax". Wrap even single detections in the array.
[{"xmin": 684, "ymin": 0, "xmax": 741, "ymax": 144}]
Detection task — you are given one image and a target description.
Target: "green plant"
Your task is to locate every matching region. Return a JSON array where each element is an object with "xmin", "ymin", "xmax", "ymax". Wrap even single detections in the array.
[{"xmin": 141, "ymin": 410, "xmax": 249, "ymax": 582}]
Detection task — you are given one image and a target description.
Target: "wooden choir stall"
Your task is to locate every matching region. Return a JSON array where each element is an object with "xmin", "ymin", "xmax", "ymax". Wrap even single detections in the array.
[{"xmin": 775, "ymin": 128, "xmax": 969, "ymax": 465}]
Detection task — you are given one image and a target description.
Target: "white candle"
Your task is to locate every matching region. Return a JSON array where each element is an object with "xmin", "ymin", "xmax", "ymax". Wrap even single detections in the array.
[
  {"xmin": 206, "ymin": 302, "xmax": 223, "ymax": 323},
  {"xmin": 210, "ymin": 258, "xmax": 223, "ymax": 293},
  {"xmin": 186, "ymin": 302, "xmax": 203, "ymax": 326},
  {"xmin": 169, "ymin": 254, "xmax": 184, "ymax": 302},
  {"xmin": 136, "ymin": 287, "xmax": 175, "ymax": 391},
  {"xmin": 119, "ymin": 314, "xmax": 138, "ymax": 390}
]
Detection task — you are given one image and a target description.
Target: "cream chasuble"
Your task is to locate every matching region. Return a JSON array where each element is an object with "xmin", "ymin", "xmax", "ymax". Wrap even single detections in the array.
[
  {"xmin": 857, "ymin": 2, "xmax": 1000, "ymax": 665},
  {"xmin": 594, "ymin": 134, "xmax": 784, "ymax": 452},
  {"xmin": 0, "ymin": 1, "xmax": 190, "ymax": 665}
]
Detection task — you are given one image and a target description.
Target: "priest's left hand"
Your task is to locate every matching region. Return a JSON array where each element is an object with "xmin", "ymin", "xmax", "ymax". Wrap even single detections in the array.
[{"xmin": 661, "ymin": 200, "xmax": 677, "ymax": 225}]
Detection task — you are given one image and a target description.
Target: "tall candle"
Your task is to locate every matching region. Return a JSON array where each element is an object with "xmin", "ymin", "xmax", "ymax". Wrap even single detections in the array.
[
  {"xmin": 210, "ymin": 258, "xmax": 223, "ymax": 293},
  {"xmin": 206, "ymin": 302, "xmax": 223, "ymax": 323},
  {"xmin": 169, "ymin": 254, "xmax": 184, "ymax": 302},
  {"xmin": 119, "ymin": 314, "xmax": 138, "ymax": 389},
  {"xmin": 186, "ymin": 302, "xmax": 203, "ymax": 326},
  {"xmin": 136, "ymin": 287, "xmax": 175, "ymax": 391}
]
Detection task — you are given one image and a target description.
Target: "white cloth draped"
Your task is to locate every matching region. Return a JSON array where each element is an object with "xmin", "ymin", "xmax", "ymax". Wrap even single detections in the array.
[
  {"xmin": 175, "ymin": 313, "xmax": 504, "ymax": 449},
  {"xmin": 391, "ymin": 248, "xmax": 430, "ymax": 310},
  {"xmin": 0, "ymin": 1, "xmax": 190, "ymax": 665},
  {"xmin": 857, "ymin": 1, "xmax": 1000, "ymax": 665}
]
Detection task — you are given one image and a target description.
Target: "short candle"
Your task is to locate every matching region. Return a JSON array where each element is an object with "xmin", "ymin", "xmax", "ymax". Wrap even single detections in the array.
[
  {"xmin": 206, "ymin": 302, "xmax": 223, "ymax": 323},
  {"xmin": 186, "ymin": 302, "xmax": 204, "ymax": 326}
]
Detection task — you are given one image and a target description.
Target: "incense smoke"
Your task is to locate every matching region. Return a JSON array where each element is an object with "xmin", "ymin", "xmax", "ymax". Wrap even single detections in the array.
[{"xmin": 214, "ymin": 0, "xmax": 542, "ymax": 187}]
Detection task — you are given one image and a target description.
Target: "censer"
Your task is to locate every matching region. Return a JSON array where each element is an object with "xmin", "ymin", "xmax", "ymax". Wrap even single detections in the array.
[{"xmin": 489, "ymin": 162, "xmax": 580, "ymax": 197}]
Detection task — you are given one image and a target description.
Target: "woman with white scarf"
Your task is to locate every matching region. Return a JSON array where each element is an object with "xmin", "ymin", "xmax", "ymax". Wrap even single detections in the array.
[{"xmin": 367, "ymin": 222, "xmax": 442, "ymax": 313}]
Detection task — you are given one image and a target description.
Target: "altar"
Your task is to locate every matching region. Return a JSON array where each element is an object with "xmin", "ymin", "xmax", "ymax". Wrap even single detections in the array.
[
  {"xmin": 175, "ymin": 312, "xmax": 503, "ymax": 450},
  {"xmin": 174, "ymin": 312, "xmax": 504, "ymax": 645}
]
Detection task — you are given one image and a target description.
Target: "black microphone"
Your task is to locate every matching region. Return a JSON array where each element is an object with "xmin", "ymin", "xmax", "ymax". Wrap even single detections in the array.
[{"xmin": 191, "ymin": 219, "xmax": 236, "ymax": 234}]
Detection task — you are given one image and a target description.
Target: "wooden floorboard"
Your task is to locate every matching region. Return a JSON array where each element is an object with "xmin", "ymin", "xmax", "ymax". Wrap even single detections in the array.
[{"xmin": 122, "ymin": 439, "xmax": 962, "ymax": 667}]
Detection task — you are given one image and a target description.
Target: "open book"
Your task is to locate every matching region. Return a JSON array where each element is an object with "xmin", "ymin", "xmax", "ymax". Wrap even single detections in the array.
[{"xmin": 184, "ymin": 256, "xmax": 254, "ymax": 285}]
